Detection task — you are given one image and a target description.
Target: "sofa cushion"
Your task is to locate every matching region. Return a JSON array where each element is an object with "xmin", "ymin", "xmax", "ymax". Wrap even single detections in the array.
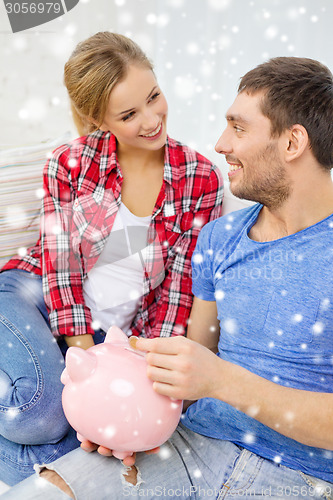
[{"xmin": 0, "ymin": 134, "xmax": 71, "ymax": 267}]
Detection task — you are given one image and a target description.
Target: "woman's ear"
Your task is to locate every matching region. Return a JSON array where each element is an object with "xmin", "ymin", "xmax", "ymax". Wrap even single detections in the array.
[{"xmin": 285, "ymin": 124, "xmax": 309, "ymax": 162}]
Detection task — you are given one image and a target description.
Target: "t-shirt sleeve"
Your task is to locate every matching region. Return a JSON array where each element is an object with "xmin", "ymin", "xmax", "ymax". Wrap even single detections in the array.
[{"xmin": 191, "ymin": 220, "xmax": 216, "ymax": 301}]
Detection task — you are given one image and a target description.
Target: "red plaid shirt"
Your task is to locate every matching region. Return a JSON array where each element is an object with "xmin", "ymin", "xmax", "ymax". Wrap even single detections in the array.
[{"xmin": 3, "ymin": 131, "xmax": 223, "ymax": 338}]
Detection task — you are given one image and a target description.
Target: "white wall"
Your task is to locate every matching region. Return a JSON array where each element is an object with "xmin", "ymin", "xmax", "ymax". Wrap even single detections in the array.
[{"xmin": 1, "ymin": 0, "xmax": 332, "ymax": 179}]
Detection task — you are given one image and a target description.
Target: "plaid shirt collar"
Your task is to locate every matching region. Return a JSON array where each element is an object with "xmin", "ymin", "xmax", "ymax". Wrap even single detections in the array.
[{"xmin": 92, "ymin": 129, "xmax": 179, "ymax": 188}]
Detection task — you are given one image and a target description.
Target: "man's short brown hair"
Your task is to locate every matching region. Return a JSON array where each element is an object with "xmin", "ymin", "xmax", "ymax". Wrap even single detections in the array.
[{"xmin": 238, "ymin": 57, "xmax": 333, "ymax": 170}]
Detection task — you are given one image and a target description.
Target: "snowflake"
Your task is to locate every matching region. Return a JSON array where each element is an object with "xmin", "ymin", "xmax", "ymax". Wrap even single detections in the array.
[
  {"xmin": 207, "ymin": 0, "xmax": 231, "ymax": 11},
  {"xmin": 284, "ymin": 411, "xmax": 295, "ymax": 423},
  {"xmin": 193, "ymin": 468, "xmax": 202, "ymax": 478},
  {"xmin": 321, "ymin": 298, "xmax": 330, "ymax": 311},
  {"xmin": 186, "ymin": 42, "xmax": 199, "ymax": 55},
  {"xmin": 174, "ymin": 76, "xmax": 196, "ymax": 99},
  {"xmin": 193, "ymin": 217, "xmax": 204, "ymax": 228},
  {"xmin": 6, "ymin": 408, "xmax": 19, "ymax": 420},
  {"xmin": 215, "ymin": 290, "xmax": 225, "ymax": 301},
  {"xmin": 101, "ymin": 425, "xmax": 116, "ymax": 438},
  {"xmin": 35, "ymin": 188, "xmax": 45, "ymax": 199},
  {"xmin": 158, "ymin": 445, "xmax": 172, "ymax": 460},
  {"xmin": 223, "ymin": 318, "xmax": 238, "ymax": 335},
  {"xmin": 265, "ymin": 26, "xmax": 278, "ymax": 40},
  {"xmin": 246, "ymin": 405, "xmax": 259, "ymax": 418},
  {"xmin": 18, "ymin": 247, "xmax": 27, "ymax": 257},
  {"xmin": 192, "ymin": 253, "xmax": 203, "ymax": 264},
  {"xmin": 218, "ymin": 34, "xmax": 231, "ymax": 50},
  {"xmin": 292, "ymin": 313, "xmax": 303, "ymax": 323},
  {"xmin": 109, "ymin": 379, "xmax": 134, "ymax": 397},
  {"xmin": 243, "ymin": 432, "xmax": 256, "ymax": 444},
  {"xmin": 287, "ymin": 8, "xmax": 299, "ymax": 20}
]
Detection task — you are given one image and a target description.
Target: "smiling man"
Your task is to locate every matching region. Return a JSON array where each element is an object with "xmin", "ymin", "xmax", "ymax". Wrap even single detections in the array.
[{"xmin": 4, "ymin": 57, "xmax": 333, "ymax": 500}]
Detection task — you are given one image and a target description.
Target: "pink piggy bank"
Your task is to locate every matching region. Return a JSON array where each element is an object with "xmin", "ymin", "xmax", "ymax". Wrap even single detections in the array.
[{"xmin": 61, "ymin": 326, "xmax": 182, "ymax": 459}]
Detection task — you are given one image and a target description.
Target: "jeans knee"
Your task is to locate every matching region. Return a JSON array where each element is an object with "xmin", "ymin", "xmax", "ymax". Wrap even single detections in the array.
[
  {"xmin": 1, "ymin": 370, "xmax": 69, "ymax": 444},
  {"xmin": 2, "ymin": 406, "xmax": 70, "ymax": 445}
]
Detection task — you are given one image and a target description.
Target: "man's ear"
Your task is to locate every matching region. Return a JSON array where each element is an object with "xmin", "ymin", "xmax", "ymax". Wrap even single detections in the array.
[{"xmin": 284, "ymin": 124, "xmax": 309, "ymax": 162}]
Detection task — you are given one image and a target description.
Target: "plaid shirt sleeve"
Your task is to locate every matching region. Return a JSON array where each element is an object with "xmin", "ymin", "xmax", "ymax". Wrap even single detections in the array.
[
  {"xmin": 40, "ymin": 144, "xmax": 95, "ymax": 337},
  {"xmin": 136, "ymin": 155, "xmax": 224, "ymax": 339}
]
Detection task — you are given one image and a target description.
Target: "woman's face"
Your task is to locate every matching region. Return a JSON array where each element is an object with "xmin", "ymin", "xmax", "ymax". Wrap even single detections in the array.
[{"xmin": 100, "ymin": 65, "xmax": 168, "ymax": 154}]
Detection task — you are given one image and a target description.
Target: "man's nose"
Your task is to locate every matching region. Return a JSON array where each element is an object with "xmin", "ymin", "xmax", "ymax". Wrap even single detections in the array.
[{"xmin": 215, "ymin": 129, "xmax": 230, "ymax": 155}]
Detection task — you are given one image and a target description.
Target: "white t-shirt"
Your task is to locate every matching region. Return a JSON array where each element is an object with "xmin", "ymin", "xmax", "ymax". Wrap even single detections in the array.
[{"xmin": 83, "ymin": 203, "xmax": 151, "ymax": 334}]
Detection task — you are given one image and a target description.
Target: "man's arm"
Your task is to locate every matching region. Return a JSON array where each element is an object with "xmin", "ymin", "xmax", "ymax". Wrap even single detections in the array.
[
  {"xmin": 182, "ymin": 296, "xmax": 219, "ymax": 412},
  {"xmin": 187, "ymin": 297, "xmax": 220, "ymax": 352},
  {"xmin": 130, "ymin": 298, "xmax": 333, "ymax": 451}
]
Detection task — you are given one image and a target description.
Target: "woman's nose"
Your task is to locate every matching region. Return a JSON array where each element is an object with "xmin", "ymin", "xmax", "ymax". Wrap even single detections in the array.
[{"xmin": 142, "ymin": 110, "xmax": 158, "ymax": 131}]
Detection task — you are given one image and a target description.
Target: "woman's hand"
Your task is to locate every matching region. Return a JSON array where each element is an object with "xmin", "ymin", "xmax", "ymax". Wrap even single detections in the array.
[
  {"xmin": 129, "ymin": 336, "xmax": 221, "ymax": 401},
  {"xmin": 80, "ymin": 440, "xmax": 160, "ymax": 466},
  {"xmin": 64, "ymin": 333, "xmax": 95, "ymax": 350}
]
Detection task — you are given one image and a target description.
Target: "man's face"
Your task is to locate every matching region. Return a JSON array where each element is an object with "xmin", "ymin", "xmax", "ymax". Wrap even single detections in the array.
[{"xmin": 215, "ymin": 91, "xmax": 291, "ymax": 209}]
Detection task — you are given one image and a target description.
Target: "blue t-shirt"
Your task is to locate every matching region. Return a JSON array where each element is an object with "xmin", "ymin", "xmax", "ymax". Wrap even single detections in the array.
[{"xmin": 182, "ymin": 203, "xmax": 333, "ymax": 482}]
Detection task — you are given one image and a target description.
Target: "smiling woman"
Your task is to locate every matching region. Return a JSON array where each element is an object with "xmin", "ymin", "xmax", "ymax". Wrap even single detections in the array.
[{"xmin": 0, "ymin": 31, "xmax": 223, "ymax": 486}]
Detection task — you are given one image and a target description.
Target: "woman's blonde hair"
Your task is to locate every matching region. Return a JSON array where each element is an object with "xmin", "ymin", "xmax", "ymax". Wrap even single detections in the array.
[{"xmin": 64, "ymin": 32, "xmax": 154, "ymax": 136}]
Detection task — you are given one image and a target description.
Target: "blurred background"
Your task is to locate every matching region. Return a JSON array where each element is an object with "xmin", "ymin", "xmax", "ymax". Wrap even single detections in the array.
[{"xmin": 0, "ymin": 0, "xmax": 332, "ymax": 176}]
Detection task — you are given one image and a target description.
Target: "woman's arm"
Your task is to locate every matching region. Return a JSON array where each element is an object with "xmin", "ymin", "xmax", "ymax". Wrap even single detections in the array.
[{"xmin": 40, "ymin": 145, "xmax": 95, "ymax": 343}]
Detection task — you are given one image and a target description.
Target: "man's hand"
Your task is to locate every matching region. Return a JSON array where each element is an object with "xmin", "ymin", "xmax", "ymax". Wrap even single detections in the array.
[
  {"xmin": 80, "ymin": 440, "xmax": 159, "ymax": 466},
  {"xmin": 129, "ymin": 336, "xmax": 220, "ymax": 401}
]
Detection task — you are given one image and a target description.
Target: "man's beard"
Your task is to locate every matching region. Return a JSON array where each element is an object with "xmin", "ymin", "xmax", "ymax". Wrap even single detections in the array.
[{"xmin": 229, "ymin": 143, "xmax": 291, "ymax": 210}]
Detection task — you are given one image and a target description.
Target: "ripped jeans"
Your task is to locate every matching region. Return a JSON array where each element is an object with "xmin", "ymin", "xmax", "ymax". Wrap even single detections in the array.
[
  {"xmin": 3, "ymin": 424, "xmax": 333, "ymax": 499},
  {"xmin": 0, "ymin": 269, "xmax": 105, "ymax": 486}
]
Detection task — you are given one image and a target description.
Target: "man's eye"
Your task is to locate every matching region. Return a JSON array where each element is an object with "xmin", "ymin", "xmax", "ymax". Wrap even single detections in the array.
[
  {"xmin": 234, "ymin": 126, "xmax": 243, "ymax": 133},
  {"xmin": 149, "ymin": 92, "xmax": 160, "ymax": 102}
]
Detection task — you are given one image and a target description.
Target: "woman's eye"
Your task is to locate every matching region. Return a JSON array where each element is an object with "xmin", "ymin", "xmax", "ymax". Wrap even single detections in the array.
[{"xmin": 122, "ymin": 112, "xmax": 135, "ymax": 122}]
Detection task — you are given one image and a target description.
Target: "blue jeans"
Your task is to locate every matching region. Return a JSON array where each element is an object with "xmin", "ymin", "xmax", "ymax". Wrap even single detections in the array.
[
  {"xmin": 0, "ymin": 269, "xmax": 105, "ymax": 486},
  {"xmin": 3, "ymin": 424, "xmax": 333, "ymax": 499}
]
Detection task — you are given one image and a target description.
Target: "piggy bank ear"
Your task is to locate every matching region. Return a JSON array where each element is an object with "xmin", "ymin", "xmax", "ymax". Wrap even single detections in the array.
[
  {"xmin": 105, "ymin": 325, "xmax": 128, "ymax": 345},
  {"xmin": 65, "ymin": 347, "xmax": 97, "ymax": 382}
]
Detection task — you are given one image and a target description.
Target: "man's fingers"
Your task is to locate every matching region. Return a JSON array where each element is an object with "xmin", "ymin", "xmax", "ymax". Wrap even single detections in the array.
[
  {"xmin": 146, "ymin": 352, "xmax": 180, "ymax": 370},
  {"xmin": 146, "ymin": 364, "xmax": 178, "ymax": 385}
]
